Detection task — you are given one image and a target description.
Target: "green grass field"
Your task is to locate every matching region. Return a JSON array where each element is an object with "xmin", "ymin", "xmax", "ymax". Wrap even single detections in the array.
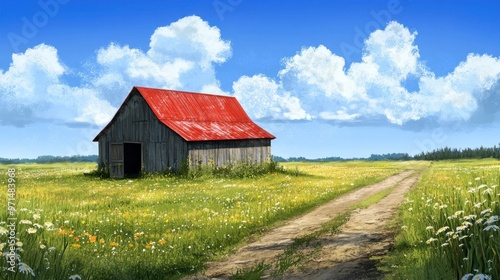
[
  {"xmin": 2, "ymin": 159, "xmax": 498, "ymax": 280},
  {"xmin": 384, "ymin": 159, "xmax": 500, "ymax": 280},
  {"xmin": 0, "ymin": 161, "xmax": 415, "ymax": 280}
]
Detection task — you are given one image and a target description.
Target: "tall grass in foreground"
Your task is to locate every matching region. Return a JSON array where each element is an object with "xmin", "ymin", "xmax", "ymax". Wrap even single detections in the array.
[
  {"xmin": 0, "ymin": 161, "xmax": 418, "ymax": 279},
  {"xmin": 384, "ymin": 159, "xmax": 500, "ymax": 280}
]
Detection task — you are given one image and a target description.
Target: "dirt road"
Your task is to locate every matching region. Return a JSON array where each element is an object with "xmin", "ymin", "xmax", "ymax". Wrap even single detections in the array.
[{"xmin": 186, "ymin": 170, "xmax": 420, "ymax": 280}]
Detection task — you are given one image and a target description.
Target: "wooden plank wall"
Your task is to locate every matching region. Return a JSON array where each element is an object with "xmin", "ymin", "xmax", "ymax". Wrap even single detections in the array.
[
  {"xmin": 188, "ymin": 139, "xmax": 271, "ymax": 167},
  {"xmin": 97, "ymin": 91, "xmax": 188, "ymax": 173}
]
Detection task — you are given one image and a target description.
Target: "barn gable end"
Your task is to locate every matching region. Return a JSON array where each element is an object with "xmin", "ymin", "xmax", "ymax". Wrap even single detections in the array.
[{"xmin": 93, "ymin": 86, "xmax": 275, "ymax": 178}]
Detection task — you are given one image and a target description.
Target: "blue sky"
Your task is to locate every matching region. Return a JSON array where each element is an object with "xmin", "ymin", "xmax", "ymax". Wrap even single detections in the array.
[{"xmin": 1, "ymin": 0, "xmax": 500, "ymax": 159}]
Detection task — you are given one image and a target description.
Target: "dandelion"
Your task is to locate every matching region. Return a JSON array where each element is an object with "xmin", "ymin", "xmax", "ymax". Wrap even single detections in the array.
[
  {"xmin": 70, "ymin": 244, "xmax": 81, "ymax": 249},
  {"xmin": 18, "ymin": 262, "xmax": 35, "ymax": 276},
  {"xmin": 159, "ymin": 239, "xmax": 166, "ymax": 245},
  {"xmin": 99, "ymin": 238, "xmax": 105, "ymax": 244},
  {"xmin": 484, "ymin": 215, "xmax": 498, "ymax": 224},
  {"xmin": 89, "ymin": 235, "xmax": 97, "ymax": 243},
  {"xmin": 0, "ymin": 227, "xmax": 7, "ymax": 235},
  {"xmin": 59, "ymin": 229, "xmax": 68, "ymax": 235},
  {"xmin": 109, "ymin": 242, "xmax": 118, "ymax": 247},
  {"xmin": 27, "ymin": 228, "xmax": 37, "ymax": 234},
  {"xmin": 436, "ymin": 226, "xmax": 450, "ymax": 235},
  {"xmin": 134, "ymin": 232, "xmax": 143, "ymax": 238}
]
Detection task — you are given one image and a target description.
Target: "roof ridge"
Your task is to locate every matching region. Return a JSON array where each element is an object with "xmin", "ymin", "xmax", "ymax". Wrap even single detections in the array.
[
  {"xmin": 94, "ymin": 86, "xmax": 275, "ymax": 142},
  {"xmin": 134, "ymin": 86, "xmax": 235, "ymax": 99}
]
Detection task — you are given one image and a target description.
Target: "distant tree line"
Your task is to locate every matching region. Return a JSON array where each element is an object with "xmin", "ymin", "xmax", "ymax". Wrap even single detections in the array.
[
  {"xmin": 0, "ymin": 155, "xmax": 98, "ymax": 164},
  {"xmin": 273, "ymin": 153, "xmax": 410, "ymax": 162},
  {"xmin": 274, "ymin": 144, "xmax": 500, "ymax": 162},
  {"xmin": 2, "ymin": 144, "xmax": 499, "ymax": 165},
  {"xmin": 413, "ymin": 145, "xmax": 500, "ymax": 160}
]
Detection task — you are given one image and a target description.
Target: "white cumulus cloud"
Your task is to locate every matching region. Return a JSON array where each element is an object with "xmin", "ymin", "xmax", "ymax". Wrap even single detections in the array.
[
  {"xmin": 94, "ymin": 15, "xmax": 231, "ymax": 103},
  {"xmin": 233, "ymin": 74, "xmax": 311, "ymax": 120},
  {"xmin": 0, "ymin": 44, "xmax": 114, "ymax": 127},
  {"xmin": 2, "ymin": 18, "xmax": 500, "ymax": 130},
  {"xmin": 0, "ymin": 15, "xmax": 232, "ymax": 127},
  {"xmin": 237, "ymin": 21, "xmax": 500, "ymax": 126}
]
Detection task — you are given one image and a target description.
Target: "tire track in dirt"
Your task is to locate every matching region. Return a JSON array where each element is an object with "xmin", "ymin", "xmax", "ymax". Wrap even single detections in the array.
[
  {"xmin": 185, "ymin": 170, "xmax": 418, "ymax": 280},
  {"xmin": 275, "ymin": 171, "xmax": 421, "ymax": 280}
]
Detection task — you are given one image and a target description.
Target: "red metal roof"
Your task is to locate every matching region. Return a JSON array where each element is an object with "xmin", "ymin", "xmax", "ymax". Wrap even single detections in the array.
[{"xmin": 94, "ymin": 86, "xmax": 275, "ymax": 142}]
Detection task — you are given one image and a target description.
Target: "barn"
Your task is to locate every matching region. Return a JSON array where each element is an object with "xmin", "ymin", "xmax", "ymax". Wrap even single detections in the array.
[{"xmin": 93, "ymin": 86, "xmax": 275, "ymax": 178}]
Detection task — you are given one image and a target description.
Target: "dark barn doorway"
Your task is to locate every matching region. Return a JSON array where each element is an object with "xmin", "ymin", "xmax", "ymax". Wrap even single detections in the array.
[{"xmin": 124, "ymin": 143, "xmax": 142, "ymax": 177}]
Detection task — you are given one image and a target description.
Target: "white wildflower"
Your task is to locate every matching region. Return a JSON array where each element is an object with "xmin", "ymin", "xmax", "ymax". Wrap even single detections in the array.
[
  {"xmin": 436, "ymin": 226, "xmax": 450, "ymax": 235},
  {"xmin": 484, "ymin": 215, "xmax": 498, "ymax": 224},
  {"xmin": 455, "ymin": 210, "xmax": 464, "ymax": 216},
  {"xmin": 483, "ymin": 225, "xmax": 499, "ymax": 232},
  {"xmin": 480, "ymin": 208, "xmax": 492, "ymax": 216},
  {"xmin": 18, "ymin": 262, "xmax": 35, "ymax": 276},
  {"xmin": 426, "ymin": 237, "xmax": 438, "ymax": 244},
  {"xmin": 463, "ymin": 214, "xmax": 476, "ymax": 220},
  {"xmin": 19, "ymin": 220, "xmax": 32, "ymax": 225}
]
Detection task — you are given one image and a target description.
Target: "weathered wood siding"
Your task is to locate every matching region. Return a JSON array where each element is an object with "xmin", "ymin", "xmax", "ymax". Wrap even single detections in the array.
[
  {"xmin": 188, "ymin": 139, "xmax": 271, "ymax": 167},
  {"xmin": 97, "ymin": 91, "xmax": 188, "ymax": 173}
]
